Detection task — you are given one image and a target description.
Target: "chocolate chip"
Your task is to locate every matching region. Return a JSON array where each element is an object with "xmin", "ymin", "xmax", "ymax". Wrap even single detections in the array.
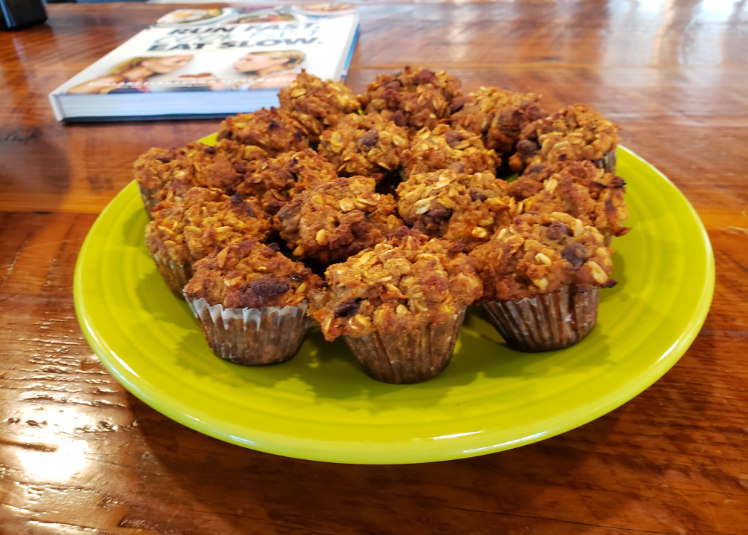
[
  {"xmin": 516, "ymin": 139, "xmax": 538, "ymax": 156},
  {"xmin": 561, "ymin": 242, "xmax": 588, "ymax": 269},
  {"xmin": 445, "ymin": 130, "xmax": 465, "ymax": 148},
  {"xmin": 249, "ymin": 276, "xmax": 290, "ymax": 299},
  {"xmin": 546, "ymin": 220, "xmax": 572, "ymax": 241},
  {"xmin": 414, "ymin": 69, "xmax": 437, "ymax": 85},
  {"xmin": 334, "ymin": 298, "xmax": 361, "ymax": 318},
  {"xmin": 156, "ymin": 156, "xmax": 173, "ymax": 163},
  {"xmin": 426, "ymin": 205, "xmax": 453, "ymax": 222},
  {"xmin": 356, "ymin": 129, "xmax": 379, "ymax": 149},
  {"xmin": 469, "ymin": 189, "xmax": 488, "ymax": 202},
  {"xmin": 204, "ymin": 145, "xmax": 217, "ymax": 154}
]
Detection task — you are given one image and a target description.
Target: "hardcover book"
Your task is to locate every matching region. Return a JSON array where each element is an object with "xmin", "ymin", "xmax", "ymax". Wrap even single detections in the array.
[{"xmin": 49, "ymin": 4, "xmax": 359, "ymax": 122}]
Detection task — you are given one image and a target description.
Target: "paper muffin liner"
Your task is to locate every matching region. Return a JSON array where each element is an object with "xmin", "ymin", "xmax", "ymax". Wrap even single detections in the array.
[
  {"xmin": 481, "ymin": 285, "xmax": 599, "ymax": 352},
  {"xmin": 187, "ymin": 297, "xmax": 309, "ymax": 365},
  {"xmin": 343, "ymin": 307, "xmax": 467, "ymax": 384},
  {"xmin": 593, "ymin": 149, "xmax": 617, "ymax": 173},
  {"xmin": 152, "ymin": 256, "xmax": 191, "ymax": 298}
]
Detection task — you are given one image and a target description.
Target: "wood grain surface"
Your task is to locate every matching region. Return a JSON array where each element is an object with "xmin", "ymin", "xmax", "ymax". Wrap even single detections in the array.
[{"xmin": 1, "ymin": 2, "xmax": 746, "ymax": 534}]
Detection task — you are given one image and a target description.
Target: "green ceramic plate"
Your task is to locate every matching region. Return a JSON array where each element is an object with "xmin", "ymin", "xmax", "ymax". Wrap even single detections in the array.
[{"xmin": 74, "ymin": 146, "xmax": 714, "ymax": 464}]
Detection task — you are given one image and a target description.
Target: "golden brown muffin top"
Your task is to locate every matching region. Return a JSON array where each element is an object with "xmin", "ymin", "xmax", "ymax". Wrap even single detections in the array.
[
  {"xmin": 278, "ymin": 71, "xmax": 362, "ymax": 142},
  {"xmin": 450, "ymin": 86, "xmax": 546, "ymax": 156},
  {"xmin": 184, "ymin": 238, "xmax": 322, "ymax": 309},
  {"xmin": 216, "ymin": 107, "xmax": 309, "ymax": 155},
  {"xmin": 509, "ymin": 104, "xmax": 620, "ymax": 172},
  {"xmin": 310, "ymin": 228, "xmax": 483, "ymax": 340},
  {"xmin": 316, "ymin": 112, "xmax": 410, "ymax": 182},
  {"xmin": 360, "ymin": 65, "xmax": 463, "ymax": 130},
  {"xmin": 146, "ymin": 186, "xmax": 270, "ymax": 267},
  {"xmin": 402, "ymin": 124, "xmax": 500, "ymax": 178},
  {"xmin": 235, "ymin": 147, "xmax": 338, "ymax": 215},
  {"xmin": 134, "ymin": 142, "xmax": 247, "ymax": 215},
  {"xmin": 396, "ymin": 169, "xmax": 517, "ymax": 250},
  {"xmin": 469, "ymin": 211, "xmax": 615, "ymax": 301},
  {"xmin": 274, "ymin": 175, "xmax": 403, "ymax": 265},
  {"xmin": 510, "ymin": 160, "xmax": 629, "ymax": 240}
]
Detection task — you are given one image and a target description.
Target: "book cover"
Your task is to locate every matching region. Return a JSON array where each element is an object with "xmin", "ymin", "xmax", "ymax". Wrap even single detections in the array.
[{"xmin": 49, "ymin": 4, "xmax": 359, "ymax": 122}]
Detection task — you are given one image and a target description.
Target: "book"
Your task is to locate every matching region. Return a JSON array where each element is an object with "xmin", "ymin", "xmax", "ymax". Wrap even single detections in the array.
[{"xmin": 49, "ymin": 4, "xmax": 359, "ymax": 122}]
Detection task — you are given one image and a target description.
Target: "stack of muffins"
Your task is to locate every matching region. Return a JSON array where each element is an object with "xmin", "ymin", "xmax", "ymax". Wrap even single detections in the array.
[{"xmin": 136, "ymin": 67, "xmax": 629, "ymax": 384}]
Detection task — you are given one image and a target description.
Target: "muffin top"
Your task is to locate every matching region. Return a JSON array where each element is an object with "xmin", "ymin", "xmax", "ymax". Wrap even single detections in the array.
[
  {"xmin": 510, "ymin": 160, "xmax": 629, "ymax": 240},
  {"xmin": 396, "ymin": 169, "xmax": 516, "ymax": 250},
  {"xmin": 274, "ymin": 175, "xmax": 403, "ymax": 265},
  {"xmin": 509, "ymin": 104, "xmax": 620, "ymax": 172},
  {"xmin": 184, "ymin": 238, "xmax": 322, "ymax": 309},
  {"xmin": 234, "ymin": 147, "xmax": 338, "ymax": 215},
  {"xmin": 316, "ymin": 111, "xmax": 410, "ymax": 182},
  {"xmin": 469, "ymin": 211, "xmax": 615, "ymax": 301},
  {"xmin": 450, "ymin": 86, "xmax": 546, "ymax": 156},
  {"xmin": 402, "ymin": 124, "xmax": 500, "ymax": 178},
  {"xmin": 216, "ymin": 107, "xmax": 309, "ymax": 155},
  {"xmin": 134, "ymin": 142, "xmax": 246, "ymax": 215},
  {"xmin": 278, "ymin": 71, "xmax": 362, "ymax": 142},
  {"xmin": 360, "ymin": 65, "xmax": 462, "ymax": 130},
  {"xmin": 146, "ymin": 186, "xmax": 270, "ymax": 267},
  {"xmin": 310, "ymin": 228, "xmax": 483, "ymax": 340}
]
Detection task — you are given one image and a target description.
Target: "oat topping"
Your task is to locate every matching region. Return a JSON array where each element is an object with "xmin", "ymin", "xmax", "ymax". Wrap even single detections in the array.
[
  {"xmin": 396, "ymin": 169, "xmax": 517, "ymax": 250},
  {"xmin": 310, "ymin": 228, "xmax": 483, "ymax": 340},
  {"xmin": 184, "ymin": 238, "xmax": 321, "ymax": 309},
  {"xmin": 469, "ymin": 211, "xmax": 615, "ymax": 301}
]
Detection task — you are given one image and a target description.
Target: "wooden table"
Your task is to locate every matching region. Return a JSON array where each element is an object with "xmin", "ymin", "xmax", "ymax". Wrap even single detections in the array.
[{"xmin": 1, "ymin": 2, "xmax": 746, "ymax": 533}]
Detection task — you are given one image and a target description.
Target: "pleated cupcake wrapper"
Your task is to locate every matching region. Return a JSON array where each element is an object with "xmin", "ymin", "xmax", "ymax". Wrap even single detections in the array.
[
  {"xmin": 187, "ymin": 298, "xmax": 309, "ymax": 365},
  {"xmin": 152, "ymin": 256, "xmax": 191, "ymax": 298},
  {"xmin": 343, "ymin": 307, "xmax": 467, "ymax": 384},
  {"xmin": 482, "ymin": 285, "xmax": 599, "ymax": 352}
]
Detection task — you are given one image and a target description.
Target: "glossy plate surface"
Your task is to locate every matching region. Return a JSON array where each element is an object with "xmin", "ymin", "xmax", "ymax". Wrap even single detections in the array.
[{"xmin": 74, "ymin": 146, "xmax": 714, "ymax": 464}]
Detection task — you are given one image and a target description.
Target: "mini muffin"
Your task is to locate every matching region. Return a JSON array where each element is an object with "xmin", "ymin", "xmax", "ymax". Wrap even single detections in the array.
[
  {"xmin": 234, "ymin": 147, "xmax": 338, "ymax": 215},
  {"xmin": 469, "ymin": 211, "xmax": 616, "ymax": 351},
  {"xmin": 509, "ymin": 104, "xmax": 620, "ymax": 173},
  {"xmin": 145, "ymin": 187, "xmax": 270, "ymax": 296},
  {"xmin": 278, "ymin": 71, "xmax": 362, "ymax": 145},
  {"xmin": 310, "ymin": 228, "xmax": 483, "ymax": 383},
  {"xmin": 316, "ymin": 112, "xmax": 409, "ymax": 183},
  {"xmin": 359, "ymin": 65, "xmax": 463, "ymax": 131},
  {"xmin": 274, "ymin": 175, "xmax": 403, "ymax": 265},
  {"xmin": 450, "ymin": 86, "xmax": 546, "ymax": 157},
  {"xmin": 509, "ymin": 160, "xmax": 629, "ymax": 242},
  {"xmin": 402, "ymin": 124, "xmax": 500, "ymax": 178},
  {"xmin": 216, "ymin": 107, "xmax": 309, "ymax": 155},
  {"xmin": 184, "ymin": 238, "xmax": 322, "ymax": 365},
  {"xmin": 396, "ymin": 169, "xmax": 517, "ymax": 250},
  {"xmin": 134, "ymin": 142, "xmax": 247, "ymax": 216}
]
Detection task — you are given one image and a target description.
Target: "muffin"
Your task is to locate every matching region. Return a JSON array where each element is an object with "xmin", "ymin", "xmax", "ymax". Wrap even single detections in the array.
[
  {"xmin": 234, "ymin": 147, "xmax": 338, "ymax": 215},
  {"xmin": 450, "ymin": 86, "xmax": 546, "ymax": 157},
  {"xmin": 395, "ymin": 169, "xmax": 517, "ymax": 251},
  {"xmin": 134, "ymin": 142, "xmax": 247, "ymax": 216},
  {"xmin": 316, "ymin": 112, "xmax": 410, "ymax": 183},
  {"xmin": 310, "ymin": 228, "xmax": 483, "ymax": 383},
  {"xmin": 184, "ymin": 238, "xmax": 322, "ymax": 365},
  {"xmin": 360, "ymin": 65, "xmax": 463, "ymax": 131},
  {"xmin": 145, "ymin": 187, "xmax": 270, "ymax": 296},
  {"xmin": 509, "ymin": 104, "xmax": 620, "ymax": 173},
  {"xmin": 402, "ymin": 124, "xmax": 500, "ymax": 178},
  {"xmin": 278, "ymin": 70, "xmax": 362, "ymax": 145},
  {"xmin": 216, "ymin": 107, "xmax": 309, "ymax": 155},
  {"xmin": 274, "ymin": 175, "xmax": 403, "ymax": 265},
  {"xmin": 469, "ymin": 211, "xmax": 616, "ymax": 351},
  {"xmin": 509, "ymin": 160, "xmax": 629, "ymax": 242}
]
